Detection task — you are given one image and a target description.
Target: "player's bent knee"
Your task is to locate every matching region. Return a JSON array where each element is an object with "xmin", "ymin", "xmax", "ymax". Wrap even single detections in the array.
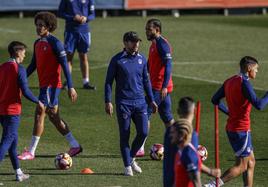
[
  {"xmin": 241, "ymin": 156, "xmax": 254, "ymax": 171},
  {"xmin": 248, "ymin": 158, "xmax": 255, "ymax": 169},
  {"xmin": 36, "ymin": 105, "xmax": 46, "ymax": 114},
  {"xmin": 47, "ymin": 109, "xmax": 58, "ymax": 120},
  {"xmin": 236, "ymin": 157, "xmax": 248, "ymax": 172},
  {"xmin": 46, "ymin": 108, "xmax": 57, "ymax": 115}
]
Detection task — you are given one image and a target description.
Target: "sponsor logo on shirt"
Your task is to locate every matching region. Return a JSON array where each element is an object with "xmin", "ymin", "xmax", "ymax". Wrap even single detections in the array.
[{"xmin": 187, "ymin": 163, "xmax": 197, "ymax": 171}]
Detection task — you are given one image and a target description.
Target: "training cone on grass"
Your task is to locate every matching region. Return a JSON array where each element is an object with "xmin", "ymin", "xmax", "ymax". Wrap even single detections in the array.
[{"xmin": 81, "ymin": 168, "xmax": 94, "ymax": 174}]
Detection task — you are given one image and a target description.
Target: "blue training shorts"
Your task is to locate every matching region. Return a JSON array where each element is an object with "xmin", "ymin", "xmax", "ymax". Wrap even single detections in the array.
[
  {"xmin": 227, "ymin": 131, "xmax": 253, "ymax": 157},
  {"xmin": 39, "ymin": 87, "xmax": 61, "ymax": 108},
  {"xmin": 147, "ymin": 90, "xmax": 173, "ymax": 124},
  {"xmin": 64, "ymin": 31, "xmax": 91, "ymax": 53}
]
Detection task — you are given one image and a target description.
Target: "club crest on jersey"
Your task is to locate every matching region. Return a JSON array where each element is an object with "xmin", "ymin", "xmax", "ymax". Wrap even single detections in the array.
[
  {"xmin": 60, "ymin": 51, "xmax": 67, "ymax": 57},
  {"xmin": 166, "ymin": 53, "xmax": 172, "ymax": 59},
  {"xmin": 123, "ymin": 113, "xmax": 128, "ymax": 119},
  {"xmin": 138, "ymin": 59, "xmax": 143, "ymax": 64},
  {"xmin": 90, "ymin": 5, "xmax": 95, "ymax": 11}
]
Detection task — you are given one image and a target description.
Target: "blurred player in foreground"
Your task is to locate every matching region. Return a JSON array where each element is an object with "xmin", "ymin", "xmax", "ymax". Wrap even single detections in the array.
[
  {"xmin": 164, "ymin": 97, "xmax": 221, "ymax": 186},
  {"xmin": 0, "ymin": 41, "xmax": 44, "ymax": 181},
  {"xmin": 170, "ymin": 119, "xmax": 202, "ymax": 187},
  {"xmin": 18, "ymin": 12, "xmax": 82, "ymax": 161},
  {"xmin": 104, "ymin": 31, "xmax": 157, "ymax": 176},
  {"xmin": 136, "ymin": 18, "xmax": 175, "ymax": 157},
  {"xmin": 207, "ymin": 56, "xmax": 268, "ymax": 187}
]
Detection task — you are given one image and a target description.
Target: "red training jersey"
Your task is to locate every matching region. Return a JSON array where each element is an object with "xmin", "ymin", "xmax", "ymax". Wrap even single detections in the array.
[
  {"xmin": 148, "ymin": 36, "xmax": 173, "ymax": 92},
  {"xmin": 35, "ymin": 37, "xmax": 62, "ymax": 88},
  {"xmin": 174, "ymin": 143, "xmax": 201, "ymax": 187},
  {"xmin": 224, "ymin": 75, "xmax": 252, "ymax": 132},
  {"xmin": 0, "ymin": 60, "xmax": 22, "ymax": 115}
]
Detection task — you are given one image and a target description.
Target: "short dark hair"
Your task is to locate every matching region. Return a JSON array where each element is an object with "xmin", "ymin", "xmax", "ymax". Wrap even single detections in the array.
[
  {"xmin": 177, "ymin": 97, "xmax": 195, "ymax": 117},
  {"xmin": 240, "ymin": 56, "xmax": 258, "ymax": 72},
  {"xmin": 34, "ymin": 11, "xmax": 57, "ymax": 32},
  {"xmin": 147, "ymin": 18, "xmax": 162, "ymax": 33},
  {"xmin": 172, "ymin": 119, "xmax": 193, "ymax": 145},
  {"xmin": 123, "ymin": 31, "xmax": 142, "ymax": 42},
  {"xmin": 8, "ymin": 41, "xmax": 27, "ymax": 57}
]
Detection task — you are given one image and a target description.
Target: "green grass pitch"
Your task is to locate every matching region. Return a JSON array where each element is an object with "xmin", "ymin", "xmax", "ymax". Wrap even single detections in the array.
[{"xmin": 0, "ymin": 15, "xmax": 268, "ymax": 186}]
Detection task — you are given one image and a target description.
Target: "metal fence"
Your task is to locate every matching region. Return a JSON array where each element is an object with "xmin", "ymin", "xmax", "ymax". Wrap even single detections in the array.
[{"xmin": 0, "ymin": 0, "xmax": 124, "ymax": 11}]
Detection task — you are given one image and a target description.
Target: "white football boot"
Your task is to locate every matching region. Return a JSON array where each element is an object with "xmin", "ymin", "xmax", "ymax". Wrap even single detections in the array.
[
  {"xmin": 131, "ymin": 160, "xmax": 142, "ymax": 173},
  {"xmin": 204, "ymin": 179, "xmax": 224, "ymax": 187},
  {"xmin": 16, "ymin": 173, "xmax": 30, "ymax": 182},
  {"xmin": 124, "ymin": 166, "xmax": 133, "ymax": 176}
]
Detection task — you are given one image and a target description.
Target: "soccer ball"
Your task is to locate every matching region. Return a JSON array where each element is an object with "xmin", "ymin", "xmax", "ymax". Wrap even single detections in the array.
[
  {"xmin": 197, "ymin": 145, "xmax": 208, "ymax": 161},
  {"xmin": 54, "ymin": 153, "xmax": 72, "ymax": 170},
  {"xmin": 150, "ymin": 143, "xmax": 164, "ymax": 160}
]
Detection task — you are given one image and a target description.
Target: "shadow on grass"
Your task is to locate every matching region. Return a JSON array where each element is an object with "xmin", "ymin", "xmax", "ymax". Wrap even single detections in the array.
[
  {"xmin": 227, "ymin": 158, "xmax": 268, "ymax": 161},
  {"xmin": 0, "ymin": 173, "xmax": 13, "ymax": 176},
  {"xmin": 35, "ymin": 154, "xmax": 121, "ymax": 159},
  {"xmin": 138, "ymin": 158, "xmax": 155, "ymax": 161},
  {"xmin": 27, "ymin": 168, "xmax": 57, "ymax": 171},
  {"xmin": 0, "ymin": 171, "xmax": 123, "ymax": 176},
  {"xmin": 31, "ymin": 172, "xmax": 123, "ymax": 176},
  {"xmin": 255, "ymin": 158, "xmax": 268, "ymax": 161}
]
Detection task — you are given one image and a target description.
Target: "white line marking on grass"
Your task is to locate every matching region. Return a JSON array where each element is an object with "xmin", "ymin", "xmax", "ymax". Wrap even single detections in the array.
[
  {"xmin": 173, "ymin": 73, "xmax": 222, "ymax": 84},
  {"xmin": 173, "ymin": 73, "xmax": 265, "ymax": 91},
  {"xmin": 0, "ymin": 28, "xmax": 20, "ymax": 33},
  {"xmin": 73, "ymin": 60, "xmax": 268, "ymax": 70},
  {"xmin": 173, "ymin": 61, "xmax": 237, "ymax": 65},
  {"xmin": 90, "ymin": 64, "xmax": 109, "ymax": 69},
  {"xmin": 174, "ymin": 60, "xmax": 268, "ymax": 65},
  {"xmin": 72, "ymin": 63, "xmax": 266, "ymax": 91},
  {"xmin": 72, "ymin": 64, "xmax": 108, "ymax": 71}
]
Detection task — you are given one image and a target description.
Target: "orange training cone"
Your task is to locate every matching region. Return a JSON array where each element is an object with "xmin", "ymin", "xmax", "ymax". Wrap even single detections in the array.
[{"xmin": 81, "ymin": 168, "xmax": 94, "ymax": 174}]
